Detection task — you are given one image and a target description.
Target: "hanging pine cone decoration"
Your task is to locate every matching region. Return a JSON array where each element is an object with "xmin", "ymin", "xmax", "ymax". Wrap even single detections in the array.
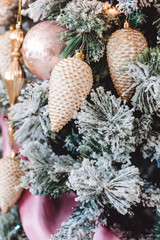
[
  {"xmin": 107, "ymin": 21, "xmax": 148, "ymax": 101},
  {"xmin": 0, "ymin": 155, "xmax": 23, "ymax": 213},
  {"xmin": 49, "ymin": 52, "xmax": 93, "ymax": 132}
]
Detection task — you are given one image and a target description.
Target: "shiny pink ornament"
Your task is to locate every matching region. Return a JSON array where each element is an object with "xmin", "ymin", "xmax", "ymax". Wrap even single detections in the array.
[{"xmin": 22, "ymin": 21, "xmax": 66, "ymax": 80}]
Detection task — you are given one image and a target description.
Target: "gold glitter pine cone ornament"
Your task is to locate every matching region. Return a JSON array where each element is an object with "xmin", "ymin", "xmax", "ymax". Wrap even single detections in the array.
[
  {"xmin": 49, "ymin": 52, "xmax": 93, "ymax": 132},
  {"xmin": 0, "ymin": 154, "xmax": 23, "ymax": 213},
  {"xmin": 107, "ymin": 21, "xmax": 148, "ymax": 101}
]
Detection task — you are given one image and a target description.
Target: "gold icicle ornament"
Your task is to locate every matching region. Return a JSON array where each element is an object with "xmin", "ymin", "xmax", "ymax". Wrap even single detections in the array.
[
  {"xmin": 4, "ymin": 0, "xmax": 25, "ymax": 106},
  {"xmin": 4, "ymin": 0, "xmax": 25, "ymax": 148},
  {"xmin": 4, "ymin": 24, "xmax": 25, "ymax": 106}
]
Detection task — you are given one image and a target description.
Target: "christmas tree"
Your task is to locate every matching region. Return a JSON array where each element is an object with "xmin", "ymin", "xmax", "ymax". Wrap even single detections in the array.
[{"xmin": 0, "ymin": 0, "xmax": 160, "ymax": 239}]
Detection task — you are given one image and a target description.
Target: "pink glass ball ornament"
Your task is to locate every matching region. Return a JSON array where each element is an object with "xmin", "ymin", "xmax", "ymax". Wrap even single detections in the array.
[{"xmin": 22, "ymin": 21, "xmax": 66, "ymax": 80}]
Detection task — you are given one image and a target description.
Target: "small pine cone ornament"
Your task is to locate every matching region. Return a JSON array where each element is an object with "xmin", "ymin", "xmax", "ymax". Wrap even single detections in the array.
[
  {"xmin": 0, "ymin": 26, "xmax": 14, "ymax": 79},
  {"xmin": 0, "ymin": 155, "xmax": 23, "ymax": 213},
  {"xmin": 49, "ymin": 52, "xmax": 93, "ymax": 132},
  {"xmin": 107, "ymin": 21, "xmax": 148, "ymax": 101}
]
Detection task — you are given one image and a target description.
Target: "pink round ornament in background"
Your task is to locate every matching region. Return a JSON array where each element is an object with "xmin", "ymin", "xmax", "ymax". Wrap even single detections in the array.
[{"xmin": 22, "ymin": 21, "xmax": 66, "ymax": 80}]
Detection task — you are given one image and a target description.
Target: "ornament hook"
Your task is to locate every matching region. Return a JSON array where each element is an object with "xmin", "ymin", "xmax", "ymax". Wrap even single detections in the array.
[
  {"xmin": 75, "ymin": 51, "xmax": 85, "ymax": 61},
  {"xmin": 124, "ymin": 20, "xmax": 130, "ymax": 29},
  {"xmin": 16, "ymin": 0, "xmax": 22, "ymax": 28}
]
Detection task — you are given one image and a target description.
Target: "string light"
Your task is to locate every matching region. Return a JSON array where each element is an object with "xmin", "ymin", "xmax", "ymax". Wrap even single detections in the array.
[
  {"xmin": 107, "ymin": 7, "xmax": 119, "ymax": 15},
  {"xmin": 102, "ymin": 3, "xmax": 119, "ymax": 16}
]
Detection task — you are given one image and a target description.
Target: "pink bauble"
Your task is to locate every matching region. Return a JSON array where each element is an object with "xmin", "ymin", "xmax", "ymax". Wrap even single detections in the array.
[{"xmin": 22, "ymin": 21, "xmax": 66, "ymax": 80}]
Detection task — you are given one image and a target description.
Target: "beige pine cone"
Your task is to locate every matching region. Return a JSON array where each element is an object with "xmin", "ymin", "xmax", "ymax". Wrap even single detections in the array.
[
  {"xmin": 107, "ymin": 28, "xmax": 148, "ymax": 101},
  {"xmin": 0, "ymin": 156, "xmax": 23, "ymax": 213},
  {"xmin": 0, "ymin": 30, "xmax": 12, "ymax": 79},
  {"xmin": 49, "ymin": 57, "xmax": 93, "ymax": 132}
]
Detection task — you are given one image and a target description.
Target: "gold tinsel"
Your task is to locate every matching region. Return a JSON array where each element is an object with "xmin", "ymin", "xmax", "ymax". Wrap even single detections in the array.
[
  {"xmin": 49, "ymin": 54, "xmax": 93, "ymax": 132},
  {"xmin": 107, "ymin": 23, "xmax": 148, "ymax": 101}
]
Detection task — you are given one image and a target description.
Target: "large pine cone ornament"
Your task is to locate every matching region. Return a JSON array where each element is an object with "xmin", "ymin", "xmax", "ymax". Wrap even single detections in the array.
[
  {"xmin": 107, "ymin": 25, "xmax": 148, "ymax": 101},
  {"xmin": 0, "ymin": 29, "xmax": 13, "ymax": 79},
  {"xmin": 0, "ymin": 156, "xmax": 23, "ymax": 213},
  {"xmin": 49, "ymin": 56, "xmax": 93, "ymax": 132}
]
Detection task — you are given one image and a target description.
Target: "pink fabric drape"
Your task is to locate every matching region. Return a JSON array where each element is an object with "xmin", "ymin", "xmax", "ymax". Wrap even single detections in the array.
[
  {"xmin": 1, "ymin": 114, "xmax": 120, "ymax": 240},
  {"xmin": 19, "ymin": 190, "xmax": 120, "ymax": 240},
  {"xmin": 94, "ymin": 225, "xmax": 120, "ymax": 240},
  {"xmin": 19, "ymin": 191, "xmax": 77, "ymax": 239}
]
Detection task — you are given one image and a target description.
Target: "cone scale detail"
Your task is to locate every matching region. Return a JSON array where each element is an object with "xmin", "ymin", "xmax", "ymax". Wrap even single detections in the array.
[
  {"xmin": 49, "ymin": 57, "xmax": 93, "ymax": 132},
  {"xmin": 107, "ymin": 27, "xmax": 148, "ymax": 101}
]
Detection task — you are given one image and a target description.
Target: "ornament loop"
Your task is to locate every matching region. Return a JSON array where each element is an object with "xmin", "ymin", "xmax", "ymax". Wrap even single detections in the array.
[
  {"xmin": 10, "ymin": 150, "xmax": 17, "ymax": 160},
  {"xmin": 17, "ymin": 0, "xmax": 22, "ymax": 27},
  {"xmin": 124, "ymin": 20, "xmax": 130, "ymax": 29},
  {"xmin": 8, "ymin": 123, "xmax": 14, "ymax": 148},
  {"xmin": 75, "ymin": 51, "xmax": 85, "ymax": 61}
]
